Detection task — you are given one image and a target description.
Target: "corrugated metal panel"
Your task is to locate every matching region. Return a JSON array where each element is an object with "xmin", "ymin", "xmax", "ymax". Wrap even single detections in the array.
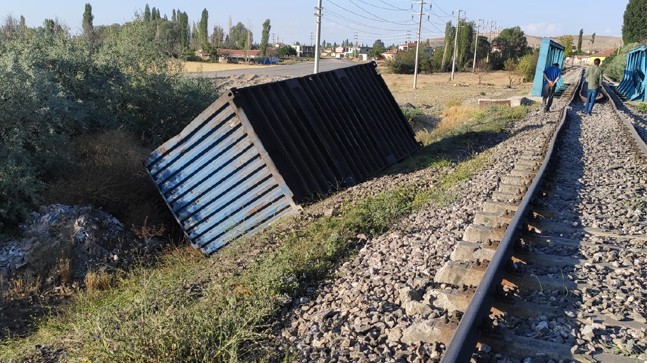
[
  {"xmin": 147, "ymin": 62, "xmax": 420, "ymax": 254},
  {"xmin": 147, "ymin": 96, "xmax": 299, "ymax": 255},
  {"xmin": 231, "ymin": 61, "xmax": 420, "ymax": 202},
  {"xmin": 531, "ymin": 38, "xmax": 566, "ymax": 97},
  {"xmin": 616, "ymin": 45, "xmax": 647, "ymax": 101}
]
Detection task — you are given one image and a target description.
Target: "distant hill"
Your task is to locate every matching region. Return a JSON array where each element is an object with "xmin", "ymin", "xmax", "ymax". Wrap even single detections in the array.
[
  {"xmin": 425, "ymin": 34, "xmax": 623, "ymax": 53},
  {"xmin": 526, "ymin": 35, "xmax": 623, "ymax": 53}
]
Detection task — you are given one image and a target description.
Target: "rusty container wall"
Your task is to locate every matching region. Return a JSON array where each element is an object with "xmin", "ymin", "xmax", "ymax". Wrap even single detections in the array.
[
  {"xmin": 146, "ymin": 95, "xmax": 299, "ymax": 255},
  {"xmin": 231, "ymin": 61, "xmax": 421, "ymax": 203}
]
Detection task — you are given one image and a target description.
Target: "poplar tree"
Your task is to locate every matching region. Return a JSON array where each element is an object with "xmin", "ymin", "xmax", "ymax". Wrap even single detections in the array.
[
  {"xmin": 199, "ymin": 8, "xmax": 209, "ymax": 49},
  {"xmin": 622, "ymin": 0, "xmax": 647, "ymax": 43},
  {"xmin": 144, "ymin": 4, "xmax": 151, "ymax": 22},
  {"xmin": 82, "ymin": 3, "xmax": 94, "ymax": 44},
  {"xmin": 577, "ymin": 29, "xmax": 583, "ymax": 54},
  {"xmin": 260, "ymin": 19, "xmax": 271, "ymax": 57}
]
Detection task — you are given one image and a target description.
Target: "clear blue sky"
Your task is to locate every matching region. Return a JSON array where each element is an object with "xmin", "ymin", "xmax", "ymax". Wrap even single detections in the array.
[{"xmin": 1, "ymin": 0, "xmax": 626, "ymax": 46}]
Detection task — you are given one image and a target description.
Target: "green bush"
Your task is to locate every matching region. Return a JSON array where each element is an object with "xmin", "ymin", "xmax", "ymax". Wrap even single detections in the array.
[
  {"xmin": 388, "ymin": 50, "xmax": 433, "ymax": 74},
  {"xmin": 635, "ymin": 102, "xmax": 647, "ymax": 113},
  {"xmin": 0, "ymin": 21, "xmax": 218, "ymax": 231},
  {"xmin": 603, "ymin": 43, "xmax": 639, "ymax": 81},
  {"xmin": 516, "ymin": 52, "xmax": 539, "ymax": 82}
]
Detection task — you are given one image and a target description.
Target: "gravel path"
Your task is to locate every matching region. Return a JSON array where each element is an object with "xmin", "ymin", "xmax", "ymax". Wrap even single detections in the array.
[{"xmin": 274, "ymin": 78, "xmax": 578, "ymax": 362}]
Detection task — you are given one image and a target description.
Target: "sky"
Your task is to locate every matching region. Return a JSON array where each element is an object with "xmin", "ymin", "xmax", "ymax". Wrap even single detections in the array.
[{"xmin": 1, "ymin": 0, "xmax": 627, "ymax": 46}]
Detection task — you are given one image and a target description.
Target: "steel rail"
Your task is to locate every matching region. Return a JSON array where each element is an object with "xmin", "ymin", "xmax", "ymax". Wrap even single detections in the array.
[
  {"xmin": 602, "ymin": 82, "xmax": 647, "ymax": 158},
  {"xmin": 441, "ymin": 70, "xmax": 584, "ymax": 363}
]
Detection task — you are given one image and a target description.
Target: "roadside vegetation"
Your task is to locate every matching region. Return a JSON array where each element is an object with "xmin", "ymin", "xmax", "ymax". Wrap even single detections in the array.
[
  {"xmin": 0, "ymin": 17, "xmax": 217, "ymax": 233},
  {"xmin": 388, "ymin": 25, "xmax": 534, "ymax": 79},
  {"xmin": 1, "ymin": 94, "xmax": 528, "ymax": 360}
]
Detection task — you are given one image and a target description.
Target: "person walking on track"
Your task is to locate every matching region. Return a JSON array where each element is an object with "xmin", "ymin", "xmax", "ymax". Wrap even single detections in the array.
[{"xmin": 584, "ymin": 58, "xmax": 603, "ymax": 116}]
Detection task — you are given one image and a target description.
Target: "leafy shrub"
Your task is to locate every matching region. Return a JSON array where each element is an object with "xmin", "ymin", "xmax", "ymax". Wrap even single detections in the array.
[
  {"xmin": 635, "ymin": 102, "xmax": 647, "ymax": 113},
  {"xmin": 516, "ymin": 52, "xmax": 539, "ymax": 82},
  {"xmin": 400, "ymin": 105, "xmax": 424, "ymax": 123},
  {"xmin": 0, "ymin": 21, "xmax": 218, "ymax": 230},
  {"xmin": 603, "ymin": 43, "xmax": 639, "ymax": 81},
  {"xmin": 388, "ymin": 50, "xmax": 433, "ymax": 74}
]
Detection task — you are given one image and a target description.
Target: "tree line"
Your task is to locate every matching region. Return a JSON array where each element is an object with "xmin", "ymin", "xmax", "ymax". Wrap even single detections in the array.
[
  {"xmin": 80, "ymin": 4, "xmax": 273, "ymax": 59},
  {"xmin": 387, "ymin": 21, "xmax": 535, "ymax": 79}
]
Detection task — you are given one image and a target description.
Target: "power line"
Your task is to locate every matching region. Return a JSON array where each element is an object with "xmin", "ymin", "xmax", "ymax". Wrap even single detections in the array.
[
  {"xmin": 324, "ymin": 16, "xmax": 410, "ymax": 37},
  {"xmin": 354, "ymin": 0, "xmax": 409, "ymax": 12},
  {"xmin": 431, "ymin": 0, "xmax": 451, "ymax": 17},
  {"xmin": 328, "ymin": 0, "xmax": 416, "ymax": 26},
  {"xmin": 325, "ymin": 8, "xmax": 414, "ymax": 32},
  {"xmin": 376, "ymin": 0, "xmax": 411, "ymax": 11}
]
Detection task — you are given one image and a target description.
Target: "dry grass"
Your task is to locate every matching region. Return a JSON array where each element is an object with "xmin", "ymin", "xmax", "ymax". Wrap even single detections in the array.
[
  {"xmin": 2, "ymin": 275, "xmax": 41, "ymax": 300},
  {"xmin": 438, "ymin": 105, "xmax": 479, "ymax": 131},
  {"xmin": 380, "ymin": 70, "xmax": 529, "ymax": 110},
  {"xmin": 84, "ymin": 269, "xmax": 112, "ymax": 294},
  {"xmin": 58, "ymin": 259, "xmax": 72, "ymax": 284}
]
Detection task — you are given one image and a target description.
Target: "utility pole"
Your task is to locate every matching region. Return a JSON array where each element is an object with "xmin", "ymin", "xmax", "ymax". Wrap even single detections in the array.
[
  {"xmin": 412, "ymin": 1, "xmax": 427, "ymax": 89},
  {"xmin": 450, "ymin": 9, "xmax": 463, "ymax": 81},
  {"xmin": 486, "ymin": 21, "xmax": 496, "ymax": 63},
  {"xmin": 314, "ymin": 0, "xmax": 322, "ymax": 74},
  {"xmin": 472, "ymin": 19, "xmax": 483, "ymax": 72}
]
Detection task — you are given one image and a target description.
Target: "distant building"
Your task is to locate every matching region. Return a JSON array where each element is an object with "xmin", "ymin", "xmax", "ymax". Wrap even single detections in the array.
[
  {"xmin": 217, "ymin": 49, "xmax": 261, "ymax": 63},
  {"xmin": 381, "ymin": 48, "xmax": 401, "ymax": 61},
  {"xmin": 568, "ymin": 48, "xmax": 615, "ymax": 66},
  {"xmin": 293, "ymin": 44, "xmax": 316, "ymax": 58},
  {"xmin": 398, "ymin": 42, "xmax": 418, "ymax": 51}
]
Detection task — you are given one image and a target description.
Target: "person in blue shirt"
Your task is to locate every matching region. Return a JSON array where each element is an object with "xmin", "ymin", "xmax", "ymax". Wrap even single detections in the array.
[{"xmin": 542, "ymin": 63, "xmax": 561, "ymax": 112}]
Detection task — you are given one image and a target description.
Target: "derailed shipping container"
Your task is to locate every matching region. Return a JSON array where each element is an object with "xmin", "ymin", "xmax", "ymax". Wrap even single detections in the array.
[
  {"xmin": 616, "ymin": 45, "xmax": 647, "ymax": 101},
  {"xmin": 147, "ymin": 62, "xmax": 421, "ymax": 254}
]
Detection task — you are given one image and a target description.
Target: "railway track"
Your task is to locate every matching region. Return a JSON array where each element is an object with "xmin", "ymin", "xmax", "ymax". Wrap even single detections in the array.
[{"xmin": 436, "ymin": 72, "xmax": 647, "ymax": 362}]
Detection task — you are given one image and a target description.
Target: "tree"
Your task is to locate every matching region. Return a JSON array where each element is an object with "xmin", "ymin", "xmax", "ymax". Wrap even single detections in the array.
[
  {"xmin": 144, "ymin": 4, "xmax": 151, "ymax": 23},
  {"xmin": 516, "ymin": 52, "xmax": 539, "ymax": 82},
  {"xmin": 441, "ymin": 21, "xmax": 452, "ymax": 70},
  {"xmin": 82, "ymin": 3, "xmax": 94, "ymax": 44},
  {"xmin": 198, "ymin": 9, "xmax": 209, "ymax": 50},
  {"xmin": 227, "ymin": 22, "xmax": 251, "ymax": 49},
  {"xmin": 152, "ymin": 7, "xmax": 160, "ymax": 21},
  {"xmin": 590, "ymin": 32, "xmax": 596, "ymax": 46},
  {"xmin": 577, "ymin": 28, "xmax": 583, "ymax": 54},
  {"xmin": 474, "ymin": 59, "xmax": 491, "ymax": 84},
  {"xmin": 456, "ymin": 20, "xmax": 474, "ymax": 69},
  {"xmin": 490, "ymin": 26, "xmax": 529, "ymax": 69},
  {"xmin": 19, "ymin": 15, "xmax": 26, "ymax": 34},
  {"xmin": 475, "ymin": 35, "xmax": 490, "ymax": 61},
  {"xmin": 259, "ymin": 19, "xmax": 271, "ymax": 57},
  {"xmin": 43, "ymin": 18, "xmax": 65, "ymax": 35},
  {"xmin": 504, "ymin": 58, "xmax": 517, "ymax": 86},
  {"xmin": 622, "ymin": 0, "xmax": 647, "ymax": 43},
  {"xmin": 211, "ymin": 25, "xmax": 224, "ymax": 48},
  {"xmin": 278, "ymin": 44, "xmax": 296, "ymax": 58},
  {"xmin": 177, "ymin": 11, "xmax": 189, "ymax": 51},
  {"xmin": 369, "ymin": 39, "xmax": 386, "ymax": 58},
  {"xmin": 557, "ymin": 35, "xmax": 574, "ymax": 61}
]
